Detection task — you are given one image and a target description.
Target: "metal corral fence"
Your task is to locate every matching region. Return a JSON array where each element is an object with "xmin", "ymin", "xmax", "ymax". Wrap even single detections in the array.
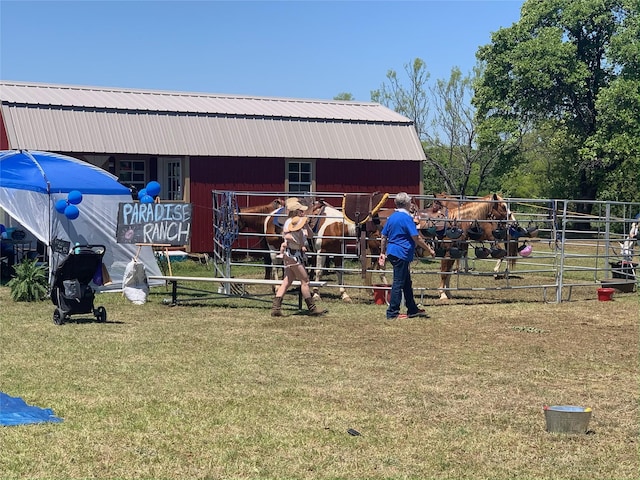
[{"xmin": 212, "ymin": 190, "xmax": 639, "ymax": 303}]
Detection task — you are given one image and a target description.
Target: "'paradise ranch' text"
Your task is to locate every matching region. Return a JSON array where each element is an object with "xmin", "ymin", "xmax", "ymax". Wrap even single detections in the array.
[{"xmin": 116, "ymin": 202, "xmax": 192, "ymax": 245}]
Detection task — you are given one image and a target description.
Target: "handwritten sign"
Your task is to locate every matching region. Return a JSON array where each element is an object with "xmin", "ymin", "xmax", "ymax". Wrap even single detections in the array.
[
  {"xmin": 116, "ymin": 202, "xmax": 192, "ymax": 245},
  {"xmin": 52, "ymin": 238, "xmax": 71, "ymax": 254}
]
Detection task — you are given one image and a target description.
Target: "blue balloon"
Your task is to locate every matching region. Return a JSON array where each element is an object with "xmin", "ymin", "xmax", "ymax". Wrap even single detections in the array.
[
  {"xmin": 140, "ymin": 194, "xmax": 154, "ymax": 204},
  {"xmin": 146, "ymin": 181, "xmax": 161, "ymax": 197},
  {"xmin": 138, "ymin": 188, "xmax": 147, "ymax": 199},
  {"xmin": 64, "ymin": 204, "xmax": 80, "ymax": 220},
  {"xmin": 55, "ymin": 199, "xmax": 68, "ymax": 214},
  {"xmin": 67, "ymin": 190, "xmax": 83, "ymax": 205}
]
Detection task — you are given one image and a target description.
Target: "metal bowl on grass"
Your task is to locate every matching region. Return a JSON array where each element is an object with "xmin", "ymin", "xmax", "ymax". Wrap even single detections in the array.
[{"xmin": 543, "ymin": 405, "xmax": 592, "ymax": 434}]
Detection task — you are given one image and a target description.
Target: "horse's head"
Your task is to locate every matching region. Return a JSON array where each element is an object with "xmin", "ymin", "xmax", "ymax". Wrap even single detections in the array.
[
  {"xmin": 489, "ymin": 194, "xmax": 515, "ymax": 222},
  {"xmin": 309, "ymin": 198, "xmax": 330, "ymax": 215},
  {"xmin": 236, "ymin": 200, "xmax": 284, "ymax": 233}
]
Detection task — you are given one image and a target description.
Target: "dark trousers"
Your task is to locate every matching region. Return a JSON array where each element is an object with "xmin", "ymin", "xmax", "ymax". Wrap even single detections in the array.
[{"xmin": 386, "ymin": 254, "xmax": 419, "ymax": 319}]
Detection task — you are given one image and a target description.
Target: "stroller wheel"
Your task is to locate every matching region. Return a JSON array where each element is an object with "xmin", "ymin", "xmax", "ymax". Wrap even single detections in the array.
[
  {"xmin": 94, "ymin": 306, "xmax": 107, "ymax": 323},
  {"xmin": 53, "ymin": 308, "xmax": 64, "ymax": 326}
]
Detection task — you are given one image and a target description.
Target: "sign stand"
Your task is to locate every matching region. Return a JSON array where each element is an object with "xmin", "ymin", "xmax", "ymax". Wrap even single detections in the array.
[{"xmin": 136, "ymin": 243, "xmax": 174, "ymax": 276}]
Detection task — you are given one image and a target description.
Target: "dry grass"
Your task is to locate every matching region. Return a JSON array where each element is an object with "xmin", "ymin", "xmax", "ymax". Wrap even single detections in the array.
[{"xmin": 0, "ymin": 258, "xmax": 638, "ymax": 479}]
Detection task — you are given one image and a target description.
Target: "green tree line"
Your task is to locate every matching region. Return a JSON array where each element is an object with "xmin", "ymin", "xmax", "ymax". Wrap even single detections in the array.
[{"xmin": 355, "ymin": 0, "xmax": 639, "ymax": 206}]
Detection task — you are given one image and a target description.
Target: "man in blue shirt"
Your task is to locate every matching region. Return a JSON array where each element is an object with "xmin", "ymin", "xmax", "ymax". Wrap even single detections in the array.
[{"xmin": 379, "ymin": 192, "xmax": 433, "ymax": 320}]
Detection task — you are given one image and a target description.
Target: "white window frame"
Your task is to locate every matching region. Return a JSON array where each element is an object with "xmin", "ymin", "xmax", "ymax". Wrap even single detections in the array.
[{"xmin": 286, "ymin": 159, "xmax": 315, "ymax": 193}]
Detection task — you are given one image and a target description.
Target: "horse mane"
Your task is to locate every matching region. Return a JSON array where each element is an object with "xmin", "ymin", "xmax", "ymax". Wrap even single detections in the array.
[
  {"xmin": 448, "ymin": 200, "xmax": 494, "ymax": 221},
  {"xmin": 436, "ymin": 193, "xmax": 504, "ymax": 221}
]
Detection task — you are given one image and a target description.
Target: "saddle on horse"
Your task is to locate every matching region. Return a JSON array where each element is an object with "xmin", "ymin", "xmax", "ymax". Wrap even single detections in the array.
[{"xmin": 341, "ymin": 191, "xmax": 388, "ymax": 226}]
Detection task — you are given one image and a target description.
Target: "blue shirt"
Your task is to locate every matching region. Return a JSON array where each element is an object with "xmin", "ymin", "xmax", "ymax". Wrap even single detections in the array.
[{"xmin": 381, "ymin": 209, "xmax": 419, "ymax": 261}]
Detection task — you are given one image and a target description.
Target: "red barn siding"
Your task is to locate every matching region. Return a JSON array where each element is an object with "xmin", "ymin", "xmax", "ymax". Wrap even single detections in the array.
[
  {"xmin": 189, "ymin": 156, "xmax": 285, "ymax": 253},
  {"xmin": 187, "ymin": 156, "xmax": 423, "ymax": 253},
  {"xmin": 317, "ymin": 159, "xmax": 422, "ymax": 196},
  {"xmin": 0, "ymin": 113, "xmax": 8, "ymax": 150}
]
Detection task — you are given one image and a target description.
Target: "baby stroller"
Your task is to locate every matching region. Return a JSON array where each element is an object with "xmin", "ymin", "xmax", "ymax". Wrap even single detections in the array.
[{"xmin": 50, "ymin": 244, "xmax": 107, "ymax": 325}]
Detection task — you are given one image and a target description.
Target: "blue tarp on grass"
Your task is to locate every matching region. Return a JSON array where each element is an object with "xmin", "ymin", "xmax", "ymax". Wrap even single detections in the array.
[{"xmin": 0, "ymin": 392, "xmax": 63, "ymax": 426}]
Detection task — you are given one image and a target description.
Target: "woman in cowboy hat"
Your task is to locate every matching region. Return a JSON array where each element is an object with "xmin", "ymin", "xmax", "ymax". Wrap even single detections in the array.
[{"xmin": 271, "ymin": 198, "xmax": 327, "ymax": 317}]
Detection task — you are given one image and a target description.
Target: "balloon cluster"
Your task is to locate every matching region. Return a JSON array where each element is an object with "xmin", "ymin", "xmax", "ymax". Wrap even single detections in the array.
[
  {"xmin": 137, "ymin": 181, "xmax": 161, "ymax": 204},
  {"xmin": 55, "ymin": 190, "xmax": 83, "ymax": 220}
]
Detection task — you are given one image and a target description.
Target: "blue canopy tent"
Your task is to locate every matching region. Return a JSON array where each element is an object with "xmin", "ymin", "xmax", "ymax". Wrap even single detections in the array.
[{"xmin": 0, "ymin": 150, "xmax": 161, "ymax": 289}]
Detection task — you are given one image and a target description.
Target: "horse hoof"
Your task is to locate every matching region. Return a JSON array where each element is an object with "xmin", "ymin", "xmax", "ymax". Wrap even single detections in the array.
[
  {"xmin": 342, "ymin": 295, "xmax": 352, "ymax": 303},
  {"xmin": 313, "ymin": 293, "xmax": 321, "ymax": 301}
]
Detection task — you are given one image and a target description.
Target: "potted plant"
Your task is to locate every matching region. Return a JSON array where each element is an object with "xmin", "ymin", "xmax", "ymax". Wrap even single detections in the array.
[{"xmin": 7, "ymin": 259, "xmax": 49, "ymax": 302}]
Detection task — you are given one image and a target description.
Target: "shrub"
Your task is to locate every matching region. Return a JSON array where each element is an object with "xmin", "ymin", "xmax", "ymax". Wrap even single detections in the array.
[{"xmin": 7, "ymin": 259, "xmax": 49, "ymax": 302}]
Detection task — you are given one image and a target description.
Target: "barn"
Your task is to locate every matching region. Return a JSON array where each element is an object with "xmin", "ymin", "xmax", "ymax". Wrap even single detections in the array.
[{"xmin": 0, "ymin": 81, "xmax": 426, "ymax": 253}]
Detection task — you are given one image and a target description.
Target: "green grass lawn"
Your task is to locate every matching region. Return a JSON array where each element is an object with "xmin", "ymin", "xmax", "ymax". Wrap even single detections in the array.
[{"xmin": 1, "ymin": 256, "xmax": 638, "ymax": 479}]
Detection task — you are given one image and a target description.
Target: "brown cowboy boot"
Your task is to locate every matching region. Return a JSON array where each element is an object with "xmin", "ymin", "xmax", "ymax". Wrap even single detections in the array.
[
  {"xmin": 305, "ymin": 297, "xmax": 328, "ymax": 316},
  {"xmin": 271, "ymin": 296, "xmax": 283, "ymax": 317}
]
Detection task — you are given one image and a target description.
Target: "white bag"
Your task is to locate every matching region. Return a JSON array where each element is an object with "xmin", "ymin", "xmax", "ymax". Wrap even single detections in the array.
[{"xmin": 122, "ymin": 259, "xmax": 149, "ymax": 305}]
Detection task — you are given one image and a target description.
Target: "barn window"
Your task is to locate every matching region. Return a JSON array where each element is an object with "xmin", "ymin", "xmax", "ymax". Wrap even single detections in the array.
[
  {"xmin": 287, "ymin": 160, "xmax": 312, "ymax": 193},
  {"xmin": 118, "ymin": 159, "xmax": 146, "ymax": 193}
]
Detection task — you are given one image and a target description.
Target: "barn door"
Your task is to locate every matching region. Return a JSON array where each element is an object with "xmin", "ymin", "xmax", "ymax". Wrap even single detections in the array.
[{"xmin": 158, "ymin": 157, "xmax": 183, "ymax": 200}]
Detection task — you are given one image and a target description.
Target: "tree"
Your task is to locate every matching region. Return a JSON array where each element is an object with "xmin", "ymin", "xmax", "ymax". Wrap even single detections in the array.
[
  {"xmin": 333, "ymin": 92, "xmax": 355, "ymax": 101},
  {"xmin": 371, "ymin": 58, "xmax": 431, "ymax": 141},
  {"xmin": 425, "ymin": 66, "xmax": 521, "ymax": 196},
  {"xmin": 372, "ymin": 59, "xmax": 520, "ymax": 197},
  {"xmin": 475, "ymin": 0, "xmax": 640, "ymax": 207}
]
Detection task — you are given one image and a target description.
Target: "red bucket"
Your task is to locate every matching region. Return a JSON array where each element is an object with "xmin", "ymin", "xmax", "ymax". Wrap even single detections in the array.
[
  {"xmin": 597, "ymin": 287, "xmax": 615, "ymax": 301},
  {"xmin": 373, "ymin": 284, "xmax": 390, "ymax": 305}
]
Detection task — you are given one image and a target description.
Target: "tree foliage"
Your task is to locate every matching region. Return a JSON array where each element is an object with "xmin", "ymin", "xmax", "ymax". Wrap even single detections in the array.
[
  {"xmin": 372, "ymin": 59, "xmax": 519, "ymax": 197},
  {"xmin": 371, "ymin": 58, "xmax": 431, "ymax": 141},
  {"xmin": 333, "ymin": 92, "xmax": 355, "ymax": 101},
  {"xmin": 475, "ymin": 0, "xmax": 640, "ymax": 203},
  {"xmin": 424, "ymin": 66, "xmax": 521, "ymax": 196}
]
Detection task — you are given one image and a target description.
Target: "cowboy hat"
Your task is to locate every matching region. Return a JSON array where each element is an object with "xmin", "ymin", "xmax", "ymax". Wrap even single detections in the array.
[
  {"xmin": 288, "ymin": 216, "xmax": 308, "ymax": 232},
  {"xmin": 285, "ymin": 198, "xmax": 308, "ymax": 212}
]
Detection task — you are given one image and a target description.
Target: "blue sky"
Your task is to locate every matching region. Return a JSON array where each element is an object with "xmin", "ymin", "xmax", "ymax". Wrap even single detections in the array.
[{"xmin": 1, "ymin": 0, "xmax": 525, "ymax": 102}]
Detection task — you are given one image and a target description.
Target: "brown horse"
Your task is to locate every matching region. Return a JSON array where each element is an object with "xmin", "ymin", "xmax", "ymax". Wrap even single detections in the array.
[
  {"xmin": 236, "ymin": 199, "xmax": 284, "ymax": 281},
  {"xmin": 417, "ymin": 193, "xmax": 518, "ymax": 300},
  {"xmin": 430, "ymin": 192, "xmax": 519, "ymax": 273}
]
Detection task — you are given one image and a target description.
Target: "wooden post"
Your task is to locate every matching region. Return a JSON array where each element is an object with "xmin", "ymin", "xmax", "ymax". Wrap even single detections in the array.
[{"xmin": 136, "ymin": 243, "xmax": 174, "ymax": 276}]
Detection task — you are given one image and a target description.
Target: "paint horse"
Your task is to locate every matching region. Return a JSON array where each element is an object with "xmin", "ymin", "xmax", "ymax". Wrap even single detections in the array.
[
  {"xmin": 417, "ymin": 193, "xmax": 518, "ymax": 300},
  {"xmin": 310, "ymin": 193, "xmax": 389, "ymax": 302}
]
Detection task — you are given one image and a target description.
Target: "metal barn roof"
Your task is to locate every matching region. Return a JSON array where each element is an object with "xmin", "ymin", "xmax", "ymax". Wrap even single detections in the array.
[{"xmin": 0, "ymin": 81, "xmax": 426, "ymax": 161}]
